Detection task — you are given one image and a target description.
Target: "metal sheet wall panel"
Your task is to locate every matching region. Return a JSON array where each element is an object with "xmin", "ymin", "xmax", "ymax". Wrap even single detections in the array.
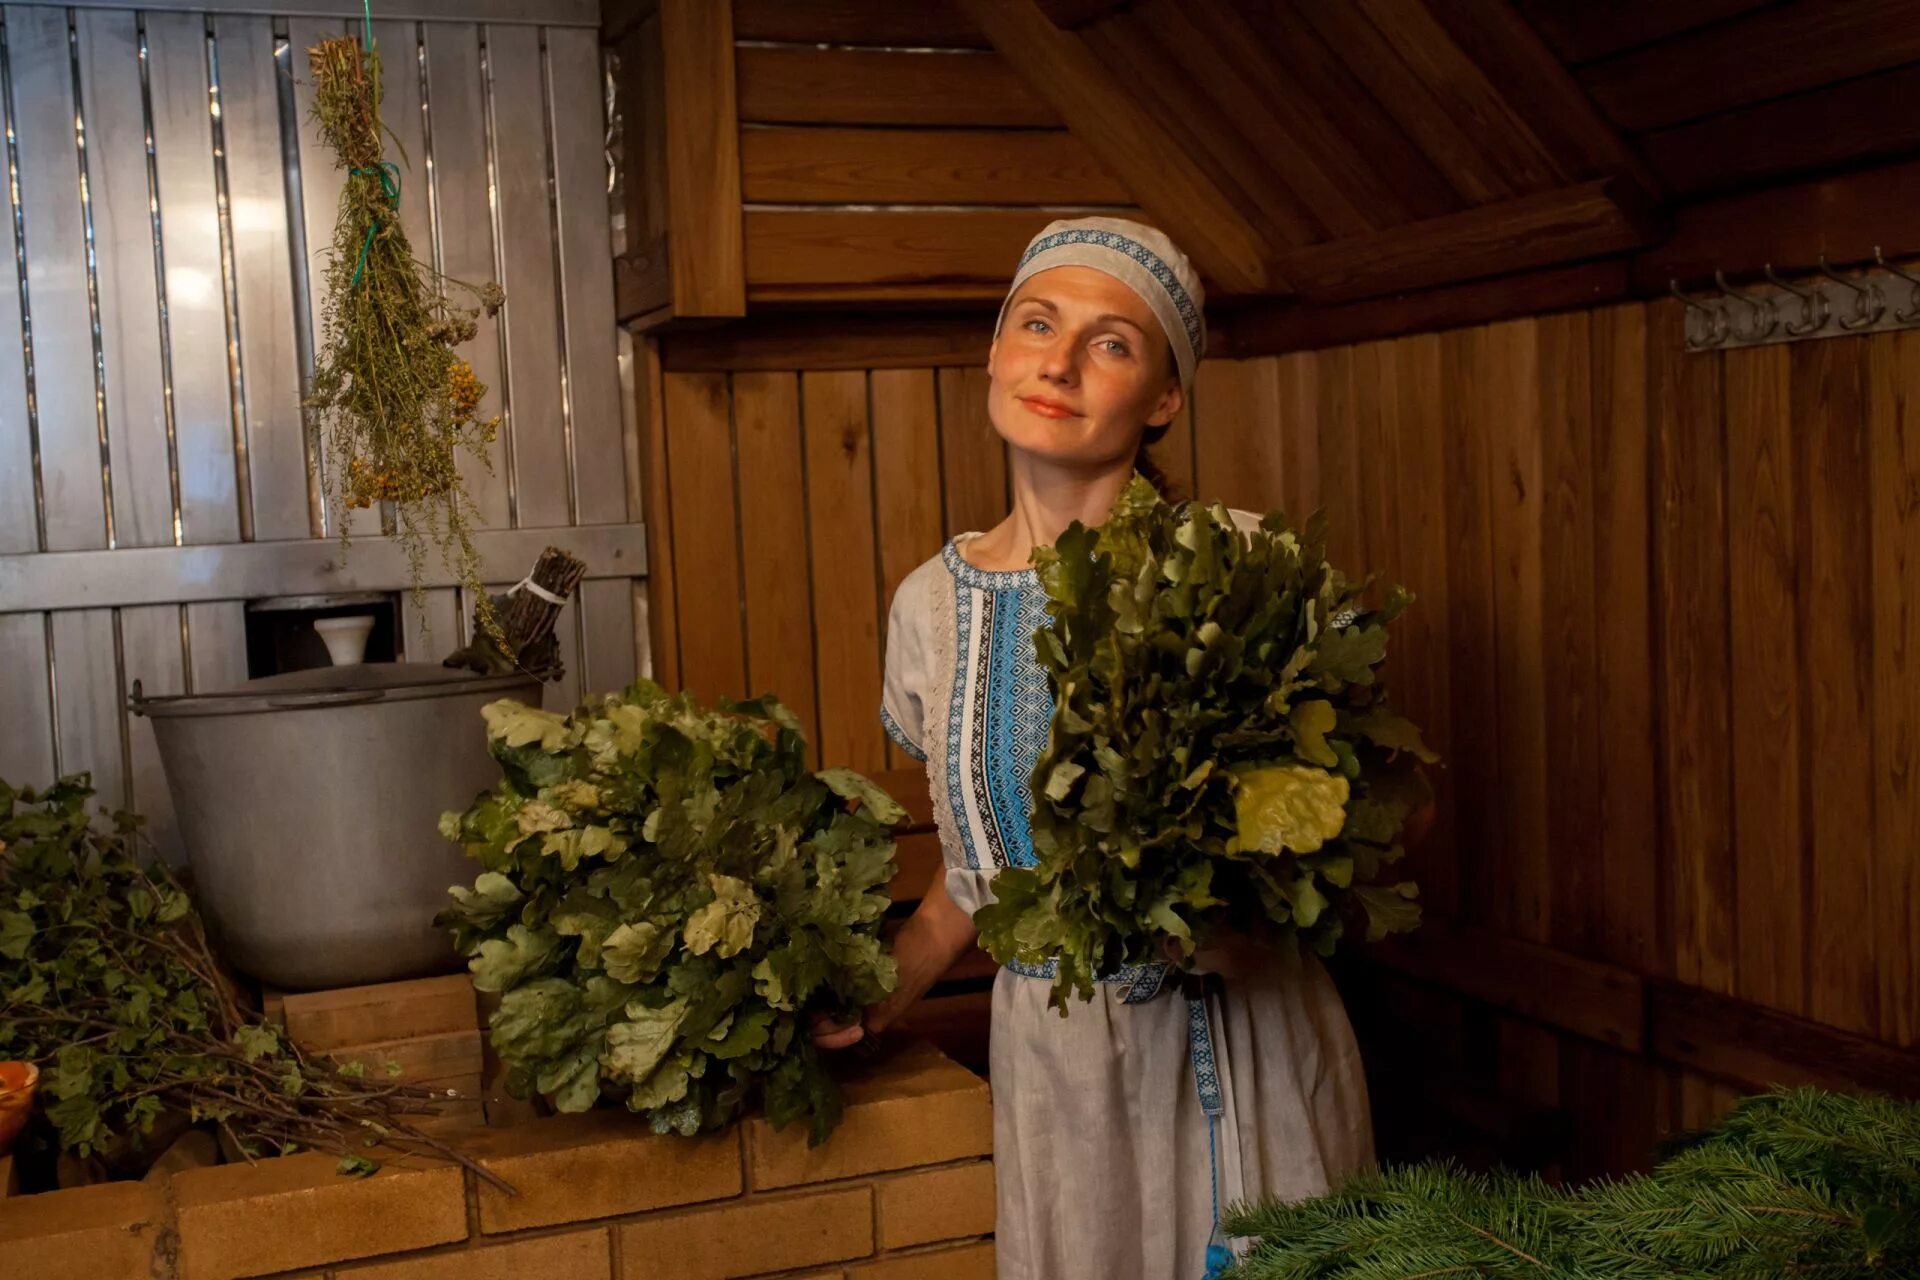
[
  {"xmin": 215, "ymin": 14, "xmax": 310, "ymax": 539},
  {"xmin": 486, "ymin": 23, "xmax": 568, "ymax": 528},
  {"xmin": 120, "ymin": 602, "xmax": 186, "ymax": 862},
  {"xmin": 9, "ymin": 5, "xmax": 109, "ymax": 551},
  {"xmin": 0, "ymin": 613, "xmax": 55, "ymax": 785},
  {"xmin": 547, "ymin": 25, "xmax": 623, "ymax": 525},
  {"xmin": 50, "ymin": 608, "xmax": 125, "ymax": 803},
  {"xmin": 423, "ymin": 22, "xmax": 510, "ymax": 528},
  {"xmin": 75, "ymin": 8, "xmax": 174, "ymax": 550},
  {"xmin": 148, "ymin": 11, "xmax": 242, "ymax": 546}
]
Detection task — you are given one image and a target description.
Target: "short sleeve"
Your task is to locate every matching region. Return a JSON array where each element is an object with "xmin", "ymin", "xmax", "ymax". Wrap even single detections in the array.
[{"xmin": 880, "ymin": 585, "xmax": 928, "ymax": 762}]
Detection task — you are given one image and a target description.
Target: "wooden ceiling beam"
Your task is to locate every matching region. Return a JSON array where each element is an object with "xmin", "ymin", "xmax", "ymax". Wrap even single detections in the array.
[
  {"xmin": 1295, "ymin": 0, "xmax": 1518, "ymax": 205},
  {"xmin": 1631, "ymin": 153, "xmax": 1920, "ymax": 291},
  {"xmin": 955, "ymin": 0, "xmax": 1285, "ymax": 294},
  {"xmin": 1420, "ymin": 0, "xmax": 1666, "ymax": 198},
  {"xmin": 1581, "ymin": 0, "xmax": 1920, "ymax": 132},
  {"xmin": 1349, "ymin": 0, "xmax": 1565, "ymax": 193},
  {"xmin": 1276, "ymin": 177, "xmax": 1664, "ymax": 302},
  {"xmin": 729, "ymin": 0, "xmax": 1127, "ymax": 46},
  {"xmin": 1215, "ymin": 261, "xmax": 1630, "ymax": 358},
  {"xmin": 1149, "ymin": 0, "xmax": 1396, "ymax": 236}
]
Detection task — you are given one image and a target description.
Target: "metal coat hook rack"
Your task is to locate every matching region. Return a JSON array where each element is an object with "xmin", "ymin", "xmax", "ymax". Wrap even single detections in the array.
[{"xmin": 1669, "ymin": 247, "xmax": 1920, "ymax": 352}]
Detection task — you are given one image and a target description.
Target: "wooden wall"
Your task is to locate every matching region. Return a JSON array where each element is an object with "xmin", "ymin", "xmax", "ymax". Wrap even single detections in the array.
[{"xmin": 635, "ymin": 298, "xmax": 1920, "ymax": 1175}]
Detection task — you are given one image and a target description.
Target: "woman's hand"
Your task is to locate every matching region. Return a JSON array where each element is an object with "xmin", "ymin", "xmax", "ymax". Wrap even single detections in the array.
[{"xmin": 811, "ymin": 870, "xmax": 978, "ymax": 1051}]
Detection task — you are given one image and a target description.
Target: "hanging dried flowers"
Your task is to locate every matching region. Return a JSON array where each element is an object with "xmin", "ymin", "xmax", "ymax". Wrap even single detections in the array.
[{"xmin": 305, "ymin": 35, "xmax": 505, "ymax": 639}]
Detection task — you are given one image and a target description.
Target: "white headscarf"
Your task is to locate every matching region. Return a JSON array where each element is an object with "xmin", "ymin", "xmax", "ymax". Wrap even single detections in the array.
[{"xmin": 994, "ymin": 216, "xmax": 1207, "ymax": 389}]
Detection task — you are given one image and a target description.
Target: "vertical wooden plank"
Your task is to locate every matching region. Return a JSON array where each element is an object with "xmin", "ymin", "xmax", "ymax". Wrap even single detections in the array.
[
  {"xmin": 148, "ymin": 12, "xmax": 240, "ymax": 546},
  {"xmin": 658, "ymin": 0, "xmax": 743, "ymax": 316},
  {"xmin": 185, "ymin": 600, "xmax": 248, "ymax": 693},
  {"xmin": 635, "ymin": 336, "xmax": 678, "ymax": 689},
  {"xmin": 119, "ymin": 604, "xmax": 184, "ymax": 864},
  {"xmin": 871, "ymin": 367, "xmax": 943, "ymax": 768},
  {"xmin": 1390, "ymin": 332, "xmax": 1453, "ymax": 917},
  {"xmin": 423, "ymin": 22, "xmax": 509, "ymax": 529},
  {"xmin": 1440, "ymin": 325, "xmax": 1501, "ymax": 932},
  {"xmin": 1485, "ymin": 318, "xmax": 1549, "ymax": 944},
  {"xmin": 937, "ymin": 365, "xmax": 1004, "ymax": 537},
  {"xmin": 1313, "ymin": 344, "xmax": 1365, "ymax": 568},
  {"xmin": 289, "ymin": 16, "xmax": 372, "ymax": 537},
  {"xmin": 51, "ymin": 609, "xmax": 125, "ymax": 809},
  {"xmin": 802, "ymin": 370, "xmax": 886, "ymax": 772},
  {"xmin": 1274, "ymin": 351, "xmax": 1320, "ymax": 521},
  {"xmin": 1150, "ymin": 388, "xmax": 1196, "ymax": 501},
  {"xmin": 579, "ymin": 577, "xmax": 637, "ymax": 696},
  {"xmin": 1797, "ymin": 337, "xmax": 1877, "ymax": 1035},
  {"xmin": 10, "ymin": 4, "xmax": 107, "ymax": 552},
  {"xmin": 0, "ymin": 614, "xmax": 56, "ymax": 787},
  {"xmin": 661, "ymin": 371, "xmax": 744, "ymax": 703},
  {"xmin": 1350, "ymin": 341, "xmax": 1400, "ymax": 611},
  {"xmin": 485, "ymin": 23, "xmax": 567, "ymax": 528},
  {"xmin": 1869, "ymin": 329, "xmax": 1920, "ymax": 1047},
  {"xmin": 870, "ymin": 369, "xmax": 944, "ymax": 610},
  {"xmin": 1539, "ymin": 311, "xmax": 1602, "ymax": 957},
  {"xmin": 1193, "ymin": 358, "xmax": 1284, "ymax": 511},
  {"xmin": 74, "ymin": 9, "xmax": 171, "ymax": 550},
  {"xmin": 1724, "ymin": 342, "xmax": 1804, "ymax": 1014},
  {"xmin": 733, "ymin": 371, "xmax": 817, "ymax": 743},
  {"xmin": 1590, "ymin": 303, "xmax": 1659, "ymax": 975},
  {"xmin": 215, "ymin": 15, "xmax": 310, "ymax": 541},
  {"xmin": 1650, "ymin": 298, "xmax": 1735, "ymax": 994},
  {"xmin": 547, "ymin": 26, "xmax": 626, "ymax": 526}
]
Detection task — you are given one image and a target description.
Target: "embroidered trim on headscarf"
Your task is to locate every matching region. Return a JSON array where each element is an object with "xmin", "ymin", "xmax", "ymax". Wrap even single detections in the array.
[{"xmin": 1017, "ymin": 227, "xmax": 1203, "ymax": 363}]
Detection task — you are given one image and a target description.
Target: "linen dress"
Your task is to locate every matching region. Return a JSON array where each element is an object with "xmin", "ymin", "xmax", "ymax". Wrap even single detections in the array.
[{"xmin": 880, "ymin": 526, "xmax": 1376, "ymax": 1280}]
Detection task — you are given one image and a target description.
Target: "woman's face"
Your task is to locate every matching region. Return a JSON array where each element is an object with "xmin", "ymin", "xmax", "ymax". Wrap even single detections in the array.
[{"xmin": 986, "ymin": 266, "xmax": 1183, "ymax": 470}]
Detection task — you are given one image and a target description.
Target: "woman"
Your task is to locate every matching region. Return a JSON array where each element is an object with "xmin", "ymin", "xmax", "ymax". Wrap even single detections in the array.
[{"xmin": 815, "ymin": 217, "xmax": 1374, "ymax": 1280}]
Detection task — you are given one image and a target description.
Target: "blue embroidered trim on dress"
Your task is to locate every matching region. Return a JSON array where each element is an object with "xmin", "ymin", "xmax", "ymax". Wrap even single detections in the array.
[
  {"xmin": 880, "ymin": 704, "xmax": 926, "ymax": 762},
  {"xmin": 946, "ymin": 574, "xmax": 986, "ymax": 871},
  {"xmin": 1017, "ymin": 228, "xmax": 1202, "ymax": 360},
  {"xmin": 984, "ymin": 585, "xmax": 1051, "ymax": 869},
  {"xmin": 941, "ymin": 538, "xmax": 1036, "ymax": 590},
  {"xmin": 1188, "ymin": 992, "xmax": 1224, "ymax": 1117},
  {"xmin": 1004, "ymin": 956, "xmax": 1172, "ymax": 1005}
]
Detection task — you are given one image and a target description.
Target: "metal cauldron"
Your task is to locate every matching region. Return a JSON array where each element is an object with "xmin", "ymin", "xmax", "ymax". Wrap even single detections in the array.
[{"xmin": 133, "ymin": 663, "xmax": 537, "ymax": 990}]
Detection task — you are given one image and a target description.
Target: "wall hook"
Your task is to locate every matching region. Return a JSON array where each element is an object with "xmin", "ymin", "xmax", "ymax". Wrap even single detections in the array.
[
  {"xmin": 1670, "ymin": 279, "xmax": 1728, "ymax": 350},
  {"xmin": 1817, "ymin": 255, "xmax": 1883, "ymax": 331},
  {"xmin": 1875, "ymin": 246, "xmax": 1920, "ymax": 323},
  {"xmin": 1762, "ymin": 264, "xmax": 1828, "ymax": 336},
  {"xmin": 1714, "ymin": 269, "xmax": 1778, "ymax": 342}
]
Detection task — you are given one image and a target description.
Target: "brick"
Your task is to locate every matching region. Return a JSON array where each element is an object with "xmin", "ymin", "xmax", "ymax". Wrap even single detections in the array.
[
  {"xmin": 874, "ymin": 1162, "xmax": 995, "ymax": 1250},
  {"xmin": 750, "ymin": 1043, "xmax": 991, "ymax": 1189},
  {"xmin": 617, "ymin": 1187, "xmax": 874, "ymax": 1280},
  {"xmin": 278, "ymin": 975, "xmax": 480, "ymax": 1050},
  {"xmin": 848, "ymin": 1241, "xmax": 995, "ymax": 1280},
  {"xmin": 330, "ymin": 1029, "xmax": 485, "ymax": 1084},
  {"xmin": 0, "ymin": 1179, "xmax": 165, "ymax": 1279},
  {"xmin": 338, "ymin": 1229, "xmax": 613, "ymax": 1279},
  {"xmin": 174, "ymin": 1150, "xmax": 467, "ymax": 1279},
  {"xmin": 469, "ymin": 1110, "xmax": 741, "ymax": 1233}
]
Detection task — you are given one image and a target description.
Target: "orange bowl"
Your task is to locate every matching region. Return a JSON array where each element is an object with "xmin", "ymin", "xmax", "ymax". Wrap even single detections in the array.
[{"xmin": 0, "ymin": 1061, "xmax": 39, "ymax": 1156}]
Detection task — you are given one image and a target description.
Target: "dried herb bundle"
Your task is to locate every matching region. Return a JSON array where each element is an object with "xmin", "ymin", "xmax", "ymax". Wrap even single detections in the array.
[
  {"xmin": 306, "ymin": 35, "xmax": 504, "ymax": 635},
  {"xmin": 0, "ymin": 775, "xmax": 501, "ymax": 1186}
]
